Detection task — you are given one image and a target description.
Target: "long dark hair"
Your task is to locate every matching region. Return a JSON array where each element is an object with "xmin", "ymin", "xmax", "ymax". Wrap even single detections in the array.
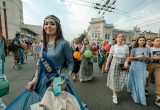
[
  {"xmin": 42, "ymin": 15, "xmax": 64, "ymax": 52},
  {"xmin": 0, "ymin": 32, "xmax": 7, "ymax": 56},
  {"xmin": 134, "ymin": 36, "xmax": 146, "ymax": 48}
]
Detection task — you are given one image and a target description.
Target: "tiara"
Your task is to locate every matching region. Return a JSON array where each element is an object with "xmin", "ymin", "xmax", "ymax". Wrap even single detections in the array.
[{"xmin": 44, "ymin": 15, "xmax": 60, "ymax": 23}]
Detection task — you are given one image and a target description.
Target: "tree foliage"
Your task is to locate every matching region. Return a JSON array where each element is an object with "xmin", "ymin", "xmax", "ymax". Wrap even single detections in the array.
[{"xmin": 78, "ymin": 32, "xmax": 86, "ymax": 43}]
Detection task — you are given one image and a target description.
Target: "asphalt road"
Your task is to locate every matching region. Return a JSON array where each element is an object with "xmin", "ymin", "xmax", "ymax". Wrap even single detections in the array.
[{"xmin": 2, "ymin": 55, "xmax": 159, "ymax": 110}]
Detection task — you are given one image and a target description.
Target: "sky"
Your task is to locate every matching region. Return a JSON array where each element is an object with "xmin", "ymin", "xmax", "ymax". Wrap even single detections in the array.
[{"xmin": 21, "ymin": 0, "xmax": 160, "ymax": 41}]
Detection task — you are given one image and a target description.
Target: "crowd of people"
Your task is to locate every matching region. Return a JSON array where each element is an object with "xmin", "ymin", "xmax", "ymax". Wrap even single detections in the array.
[
  {"xmin": 70, "ymin": 34, "xmax": 160, "ymax": 107},
  {"xmin": 0, "ymin": 14, "xmax": 160, "ymax": 110},
  {"xmin": 8, "ymin": 33, "xmax": 43, "ymax": 70}
]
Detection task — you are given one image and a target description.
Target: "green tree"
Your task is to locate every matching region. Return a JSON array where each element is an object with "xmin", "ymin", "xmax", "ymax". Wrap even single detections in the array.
[{"xmin": 78, "ymin": 32, "xmax": 86, "ymax": 43}]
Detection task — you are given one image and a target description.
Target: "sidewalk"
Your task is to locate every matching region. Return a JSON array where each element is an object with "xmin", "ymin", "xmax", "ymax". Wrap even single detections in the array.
[{"xmin": 3, "ymin": 54, "xmax": 37, "ymax": 105}]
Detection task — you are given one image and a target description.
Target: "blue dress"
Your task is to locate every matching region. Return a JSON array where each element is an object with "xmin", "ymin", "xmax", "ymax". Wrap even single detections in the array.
[
  {"xmin": 0, "ymin": 37, "xmax": 3, "ymax": 74},
  {"xmin": 127, "ymin": 48, "xmax": 149, "ymax": 106},
  {"xmin": 6, "ymin": 39, "xmax": 75, "ymax": 110},
  {"xmin": 0, "ymin": 37, "xmax": 6, "ymax": 110}
]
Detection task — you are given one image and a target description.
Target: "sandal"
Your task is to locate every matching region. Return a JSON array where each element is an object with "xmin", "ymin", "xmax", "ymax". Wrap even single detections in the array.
[
  {"xmin": 13, "ymin": 66, "xmax": 22, "ymax": 70},
  {"xmin": 80, "ymin": 79, "xmax": 83, "ymax": 83},
  {"xmin": 72, "ymin": 75, "xmax": 76, "ymax": 80}
]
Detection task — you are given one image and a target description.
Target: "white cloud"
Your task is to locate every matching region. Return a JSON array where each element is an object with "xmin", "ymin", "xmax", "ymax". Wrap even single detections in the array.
[
  {"xmin": 113, "ymin": 1, "xmax": 160, "ymax": 33},
  {"xmin": 22, "ymin": 0, "xmax": 44, "ymax": 25},
  {"xmin": 57, "ymin": 0, "xmax": 99, "ymax": 41},
  {"xmin": 21, "ymin": 0, "xmax": 160, "ymax": 41}
]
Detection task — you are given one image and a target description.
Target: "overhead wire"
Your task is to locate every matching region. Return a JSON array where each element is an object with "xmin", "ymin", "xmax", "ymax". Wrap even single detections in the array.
[
  {"xmin": 77, "ymin": 0, "xmax": 94, "ymax": 4},
  {"xmin": 139, "ymin": 21, "xmax": 160, "ymax": 28},
  {"xmin": 0, "ymin": 14, "xmax": 41, "ymax": 24},
  {"xmin": 22, "ymin": 4, "xmax": 43, "ymax": 22},
  {"xmin": 128, "ymin": 0, "xmax": 148, "ymax": 12},
  {"xmin": 61, "ymin": 0, "xmax": 93, "ymax": 8},
  {"xmin": 7, "ymin": 0, "xmax": 159, "ymax": 34},
  {"xmin": 11, "ymin": 0, "xmax": 42, "ymax": 24},
  {"xmin": 22, "ymin": 1, "xmax": 43, "ymax": 21}
]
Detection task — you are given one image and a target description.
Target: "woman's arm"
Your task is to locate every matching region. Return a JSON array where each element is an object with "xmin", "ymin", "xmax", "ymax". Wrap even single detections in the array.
[
  {"xmin": 61, "ymin": 41, "xmax": 74, "ymax": 82},
  {"xmin": 14, "ymin": 41, "xmax": 21, "ymax": 47},
  {"xmin": 129, "ymin": 52, "xmax": 136, "ymax": 60},
  {"xmin": 63, "ymin": 41, "xmax": 74, "ymax": 71},
  {"xmin": 149, "ymin": 56, "xmax": 160, "ymax": 60},
  {"xmin": 25, "ymin": 69, "xmax": 39, "ymax": 91},
  {"xmin": 124, "ymin": 54, "xmax": 129, "ymax": 68},
  {"xmin": 105, "ymin": 53, "xmax": 113, "ymax": 71},
  {"xmin": 80, "ymin": 46, "xmax": 84, "ymax": 54},
  {"xmin": 26, "ymin": 61, "xmax": 41, "ymax": 91}
]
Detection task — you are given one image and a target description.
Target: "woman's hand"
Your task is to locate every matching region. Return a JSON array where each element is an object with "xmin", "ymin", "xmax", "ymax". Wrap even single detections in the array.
[
  {"xmin": 105, "ymin": 65, "xmax": 109, "ymax": 73},
  {"xmin": 153, "ymin": 55, "xmax": 160, "ymax": 59},
  {"xmin": 124, "ymin": 61, "xmax": 128, "ymax": 69},
  {"xmin": 136, "ymin": 55, "xmax": 145, "ymax": 58},
  {"xmin": 58, "ymin": 80, "xmax": 66, "ymax": 90},
  {"xmin": 25, "ymin": 77, "xmax": 38, "ymax": 91}
]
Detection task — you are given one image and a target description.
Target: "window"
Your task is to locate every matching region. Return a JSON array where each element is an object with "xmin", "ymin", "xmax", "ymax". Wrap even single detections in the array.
[
  {"xmin": 105, "ymin": 34, "xmax": 109, "ymax": 39},
  {"xmin": 3, "ymin": 1, "xmax": 6, "ymax": 7},
  {"xmin": 92, "ymin": 33, "xmax": 94, "ymax": 38},
  {"xmin": 98, "ymin": 33, "xmax": 100, "ymax": 38},
  {"xmin": 95, "ymin": 33, "xmax": 97, "ymax": 39}
]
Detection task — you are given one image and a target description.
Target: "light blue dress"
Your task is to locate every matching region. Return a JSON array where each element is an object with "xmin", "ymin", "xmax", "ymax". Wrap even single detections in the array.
[
  {"xmin": 6, "ymin": 39, "xmax": 74, "ymax": 110},
  {"xmin": 127, "ymin": 47, "xmax": 149, "ymax": 106}
]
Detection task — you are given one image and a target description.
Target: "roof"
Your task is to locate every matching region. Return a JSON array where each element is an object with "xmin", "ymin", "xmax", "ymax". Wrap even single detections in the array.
[{"xmin": 20, "ymin": 24, "xmax": 40, "ymax": 35}]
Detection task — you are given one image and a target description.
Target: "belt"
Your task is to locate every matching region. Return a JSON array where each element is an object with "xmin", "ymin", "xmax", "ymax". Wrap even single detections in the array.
[
  {"xmin": 149, "ymin": 60, "xmax": 159, "ymax": 63},
  {"xmin": 133, "ymin": 59, "xmax": 146, "ymax": 62}
]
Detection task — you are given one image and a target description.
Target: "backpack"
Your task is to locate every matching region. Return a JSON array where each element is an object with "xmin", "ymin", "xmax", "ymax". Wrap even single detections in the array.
[{"xmin": 8, "ymin": 39, "xmax": 18, "ymax": 52}]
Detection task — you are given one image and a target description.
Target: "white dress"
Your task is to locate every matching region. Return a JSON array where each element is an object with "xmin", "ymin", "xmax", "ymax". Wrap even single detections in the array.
[{"xmin": 32, "ymin": 43, "xmax": 40, "ymax": 54}]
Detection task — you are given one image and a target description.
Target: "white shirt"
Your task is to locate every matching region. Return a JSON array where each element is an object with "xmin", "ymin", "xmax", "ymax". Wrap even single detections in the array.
[
  {"xmin": 110, "ymin": 44, "xmax": 129, "ymax": 58},
  {"xmin": 32, "ymin": 43, "xmax": 39, "ymax": 52},
  {"xmin": 150, "ymin": 47, "xmax": 160, "ymax": 57}
]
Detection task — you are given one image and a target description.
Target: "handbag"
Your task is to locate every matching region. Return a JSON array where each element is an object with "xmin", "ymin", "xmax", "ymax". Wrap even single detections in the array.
[
  {"xmin": 8, "ymin": 44, "xmax": 18, "ymax": 52},
  {"xmin": 0, "ymin": 77, "xmax": 9, "ymax": 97},
  {"xmin": 118, "ymin": 63, "xmax": 128, "ymax": 71},
  {"xmin": 0, "ymin": 41, "xmax": 9, "ymax": 97}
]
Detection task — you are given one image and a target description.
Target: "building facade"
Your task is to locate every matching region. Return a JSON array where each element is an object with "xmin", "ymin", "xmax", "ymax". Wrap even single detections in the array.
[
  {"xmin": 87, "ymin": 16, "xmax": 158, "ymax": 43},
  {"xmin": 0, "ymin": 0, "xmax": 42, "ymax": 42}
]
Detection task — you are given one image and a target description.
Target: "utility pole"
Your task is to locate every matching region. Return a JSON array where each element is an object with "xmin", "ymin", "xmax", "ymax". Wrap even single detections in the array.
[
  {"xmin": 0, "ymin": 7, "xmax": 2, "ymax": 34},
  {"xmin": 4, "ymin": 7, "xmax": 8, "ymax": 39},
  {"xmin": 94, "ymin": 0, "xmax": 116, "ymax": 15}
]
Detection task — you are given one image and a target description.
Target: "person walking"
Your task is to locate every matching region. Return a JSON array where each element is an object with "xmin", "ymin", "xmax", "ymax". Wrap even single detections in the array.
[
  {"xmin": 79, "ymin": 38, "xmax": 93, "ymax": 82},
  {"xmin": 105, "ymin": 34, "xmax": 129, "ymax": 104},
  {"xmin": 145, "ymin": 36, "xmax": 160, "ymax": 108},
  {"xmin": 6, "ymin": 15, "xmax": 86, "ymax": 110},
  {"xmin": 71, "ymin": 38, "xmax": 81, "ymax": 80},
  {"xmin": 127, "ymin": 36, "xmax": 149, "ymax": 106}
]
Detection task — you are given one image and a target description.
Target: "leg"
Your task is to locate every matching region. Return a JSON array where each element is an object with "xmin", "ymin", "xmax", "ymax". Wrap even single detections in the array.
[
  {"xmin": 102, "ymin": 64, "xmax": 104, "ymax": 73},
  {"xmin": 13, "ymin": 51, "xmax": 18, "ymax": 67},
  {"xmin": 154, "ymin": 64, "xmax": 160, "ymax": 99},
  {"xmin": 0, "ymin": 98, "xmax": 6, "ymax": 110},
  {"xmin": 154, "ymin": 64, "xmax": 160, "ymax": 107},
  {"xmin": 13, "ymin": 51, "xmax": 21, "ymax": 70},
  {"xmin": 73, "ymin": 73, "xmax": 77, "ymax": 80},
  {"xmin": 145, "ymin": 63, "xmax": 154, "ymax": 96},
  {"xmin": 26, "ymin": 55, "xmax": 27, "ymax": 63},
  {"xmin": 112, "ymin": 90, "xmax": 118, "ymax": 104}
]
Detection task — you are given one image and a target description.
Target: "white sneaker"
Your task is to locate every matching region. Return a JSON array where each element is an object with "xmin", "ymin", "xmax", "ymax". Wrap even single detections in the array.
[{"xmin": 112, "ymin": 96, "xmax": 118, "ymax": 104}]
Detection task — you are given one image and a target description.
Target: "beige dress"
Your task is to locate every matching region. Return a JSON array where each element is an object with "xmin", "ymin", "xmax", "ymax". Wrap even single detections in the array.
[{"xmin": 39, "ymin": 87, "xmax": 80, "ymax": 110}]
